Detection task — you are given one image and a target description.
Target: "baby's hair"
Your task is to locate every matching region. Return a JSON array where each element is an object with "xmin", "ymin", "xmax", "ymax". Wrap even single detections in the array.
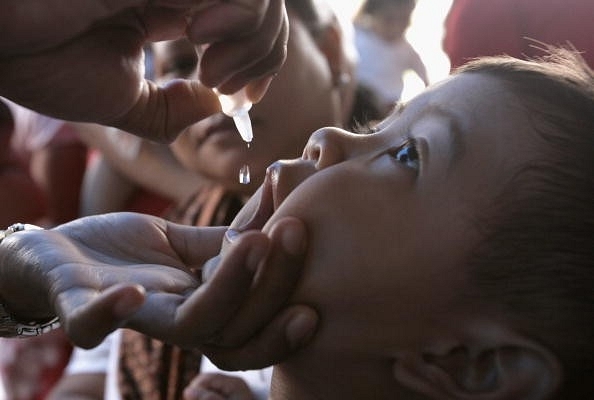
[{"xmin": 457, "ymin": 47, "xmax": 594, "ymax": 397}]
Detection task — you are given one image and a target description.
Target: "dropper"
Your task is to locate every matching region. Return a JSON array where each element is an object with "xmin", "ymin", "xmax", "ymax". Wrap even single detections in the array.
[
  {"xmin": 214, "ymin": 87, "xmax": 253, "ymax": 144},
  {"xmin": 195, "ymin": 45, "xmax": 254, "ymax": 184},
  {"xmin": 195, "ymin": 44, "xmax": 254, "ymax": 144},
  {"xmin": 215, "ymin": 88, "xmax": 253, "ymax": 185}
]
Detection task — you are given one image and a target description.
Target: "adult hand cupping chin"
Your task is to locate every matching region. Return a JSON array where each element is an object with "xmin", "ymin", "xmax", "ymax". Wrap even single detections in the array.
[
  {"xmin": 0, "ymin": 213, "xmax": 216, "ymax": 347},
  {"xmin": 126, "ymin": 217, "xmax": 318, "ymax": 371},
  {"xmin": 0, "ymin": 213, "xmax": 316, "ymax": 369}
]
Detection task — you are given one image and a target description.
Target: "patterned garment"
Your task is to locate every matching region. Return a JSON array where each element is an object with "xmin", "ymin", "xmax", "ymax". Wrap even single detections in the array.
[
  {"xmin": 117, "ymin": 184, "xmax": 244, "ymax": 400},
  {"xmin": 118, "ymin": 331, "xmax": 202, "ymax": 400}
]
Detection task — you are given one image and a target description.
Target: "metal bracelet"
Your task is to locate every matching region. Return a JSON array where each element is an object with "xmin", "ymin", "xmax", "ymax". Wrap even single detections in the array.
[
  {"xmin": 0, "ymin": 223, "xmax": 42, "ymax": 244},
  {"xmin": 0, "ymin": 303, "xmax": 61, "ymax": 338}
]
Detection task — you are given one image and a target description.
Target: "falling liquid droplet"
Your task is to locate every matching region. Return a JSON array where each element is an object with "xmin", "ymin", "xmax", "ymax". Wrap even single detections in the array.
[{"xmin": 239, "ymin": 164, "xmax": 251, "ymax": 185}]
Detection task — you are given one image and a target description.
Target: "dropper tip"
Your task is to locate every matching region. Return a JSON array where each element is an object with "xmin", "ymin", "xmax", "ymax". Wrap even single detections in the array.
[{"xmin": 233, "ymin": 112, "xmax": 253, "ymax": 143}]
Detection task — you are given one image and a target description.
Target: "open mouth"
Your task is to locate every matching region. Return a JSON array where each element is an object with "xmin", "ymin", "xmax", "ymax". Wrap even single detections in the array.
[{"xmin": 233, "ymin": 171, "xmax": 275, "ymax": 233}]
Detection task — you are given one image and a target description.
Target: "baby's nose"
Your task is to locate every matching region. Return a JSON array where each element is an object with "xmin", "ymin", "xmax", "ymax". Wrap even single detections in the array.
[{"xmin": 302, "ymin": 127, "xmax": 351, "ymax": 170}]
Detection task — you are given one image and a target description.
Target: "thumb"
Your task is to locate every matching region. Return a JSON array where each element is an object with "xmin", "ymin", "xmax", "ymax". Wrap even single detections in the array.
[
  {"xmin": 58, "ymin": 284, "xmax": 146, "ymax": 349},
  {"xmin": 113, "ymin": 79, "xmax": 221, "ymax": 143}
]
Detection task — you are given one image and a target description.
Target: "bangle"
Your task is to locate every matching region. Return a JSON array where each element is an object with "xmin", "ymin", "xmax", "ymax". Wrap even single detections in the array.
[{"xmin": 0, "ymin": 223, "xmax": 61, "ymax": 338}]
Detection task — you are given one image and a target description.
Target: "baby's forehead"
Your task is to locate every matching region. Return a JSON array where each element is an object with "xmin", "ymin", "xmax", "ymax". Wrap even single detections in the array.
[
  {"xmin": 427, "ymin": 72, "xmax": 513, "ymax": 107},
  {"xmin": 384, "ymin": 73, "xmax": 545, "ymax": 168},
  {"xmin": 386, "ymin": 73, "xmax": 520, "ymax": 129}
]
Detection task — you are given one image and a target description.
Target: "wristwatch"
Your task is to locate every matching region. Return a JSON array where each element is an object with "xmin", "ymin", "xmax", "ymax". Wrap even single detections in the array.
[
  {"xmin": 0, "ymin": 303, "xmax": 61, "ymax": 337},
  {"xmin": 0, "ymin": 223, "xmax": 61, "ymax": 337}
]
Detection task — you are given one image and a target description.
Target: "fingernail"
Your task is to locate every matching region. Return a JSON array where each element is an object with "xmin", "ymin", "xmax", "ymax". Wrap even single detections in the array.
[
  {"xmin": 225, "ymin": 228, "xmax": 240, "ymax": 243},
  {"xmin": 246, "ymin": 75, "xmax": 275, "ymax": 104},
  {"xmin": 286, "ymin": 312, "xmax": 316, "ymax": 348},
  {"xmin": 113, "ymin": 286, "xmax": 145, "ymax": 319},
  {"xmin": 281, "ymin": 223, "xmax": 306, "ymax": 257}
]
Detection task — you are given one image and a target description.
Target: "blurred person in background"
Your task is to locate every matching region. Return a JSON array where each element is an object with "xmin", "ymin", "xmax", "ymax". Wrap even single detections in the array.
[{"xmin": 353, "ymin": 0, "xmax": 429, "ymax": 117}]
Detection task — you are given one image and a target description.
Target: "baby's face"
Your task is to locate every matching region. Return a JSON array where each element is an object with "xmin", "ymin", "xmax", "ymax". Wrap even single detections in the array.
[
  {"xmin": 226, "ymin": 71, "xmax": 544, "ymax": 358},
  {"xmin": 373, "ymin": 2, "xmax": 415, "ymax": 41}
]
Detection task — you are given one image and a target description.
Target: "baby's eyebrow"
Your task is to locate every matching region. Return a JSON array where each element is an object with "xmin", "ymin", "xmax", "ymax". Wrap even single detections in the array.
[
  {"xmin": 374, "ymin": 102, "xmax": 407, "ymax": 131},
  {"xmin": 416, "ymin": 104, "xmax": 467, "ymax": 169}
]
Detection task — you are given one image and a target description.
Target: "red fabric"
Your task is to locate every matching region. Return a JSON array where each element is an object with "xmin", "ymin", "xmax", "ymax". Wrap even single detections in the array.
[
  {"xmin": 0, "ymin": 330, "xmax": 73, "ymax": 400},
  {"xmin": 444, "ymin": 0, "xmax": 594, "ymax": 70},
  {"xmin": 125, "ymin": 188, "xmax": 172, "ymax": 216}
]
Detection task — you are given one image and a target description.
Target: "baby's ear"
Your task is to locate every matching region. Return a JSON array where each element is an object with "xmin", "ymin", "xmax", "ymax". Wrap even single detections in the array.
[{"xmin": 391, "ymin": 324, "xmax": 562, "ymax": 399}]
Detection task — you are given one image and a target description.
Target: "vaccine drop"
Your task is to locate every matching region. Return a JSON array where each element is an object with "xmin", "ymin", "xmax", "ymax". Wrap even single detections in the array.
[
  {"xmin": 239, "ymin": 164, "xmax": 251, "ymax": 185},
  {"xmin": 213, "ymin": 88, "xmax": 254, "ymax": 184}
]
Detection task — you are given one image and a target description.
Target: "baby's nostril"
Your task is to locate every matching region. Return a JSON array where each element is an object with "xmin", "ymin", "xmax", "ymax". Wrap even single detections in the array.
[{"xmin": 308, "ymin": 146, "xmax": 321, "ymax": 162}]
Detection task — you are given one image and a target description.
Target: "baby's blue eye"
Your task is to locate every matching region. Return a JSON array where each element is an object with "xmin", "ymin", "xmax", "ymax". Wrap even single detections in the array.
[{"xmin": 393, "ymin": 140, "xmax": 420, "ymax": 170}]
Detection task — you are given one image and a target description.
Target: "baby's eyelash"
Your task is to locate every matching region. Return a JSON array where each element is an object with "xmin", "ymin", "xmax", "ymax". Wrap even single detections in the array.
[
  {"xmin": 352, "ymin": 122, "xmax": 379, "ymax": 135},
  {"xmin": 391, "ymin": 137, "xmax": 421, "ymax": 171}
]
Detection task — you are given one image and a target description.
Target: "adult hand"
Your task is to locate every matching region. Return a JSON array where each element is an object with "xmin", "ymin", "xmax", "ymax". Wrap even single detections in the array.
[
  {"xmin": 0, "ymin": 0, "xmax": 288, "ymax": 142},
  {"xmin": 183, "ymin": 373, "xmax": 255, "ymax": 400},
  {"xmin": 0, "ymin": 212, "xmax": 317, "ymax": 371}
]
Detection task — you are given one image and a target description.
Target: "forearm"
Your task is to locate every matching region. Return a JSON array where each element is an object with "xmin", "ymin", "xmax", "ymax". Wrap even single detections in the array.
[
  {"xmin": 79, "ymin": 156, "xmax": 138, "ymax": 216},
  {"xmin": 77, "ymin": 123, "xmax": 205, "ymax": 204}
]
